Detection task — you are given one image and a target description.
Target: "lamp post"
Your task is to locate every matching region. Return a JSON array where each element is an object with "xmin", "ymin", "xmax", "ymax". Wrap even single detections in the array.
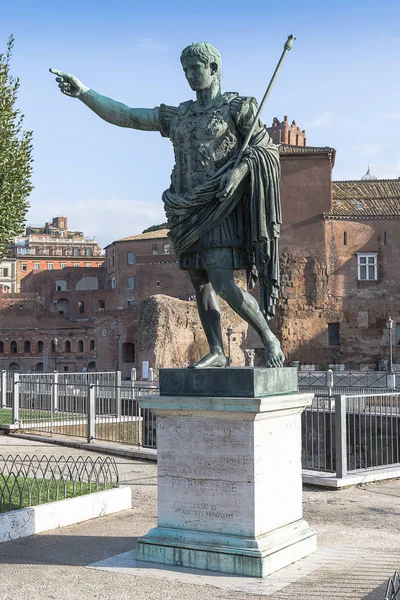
[
  {"xmin": 53, "ymin": 337, "xmax": 59, "ymax": 372},
  {"xmin": 116, "ymin": 333, "xmax": 121, "ymax": 372},
  {"xmin": 226, "ymin": 326, "xmax": 233, "ymax": 367},
  {"xmin": 386, "ymin": 317, "xmax": 395, "ymax": 389}
]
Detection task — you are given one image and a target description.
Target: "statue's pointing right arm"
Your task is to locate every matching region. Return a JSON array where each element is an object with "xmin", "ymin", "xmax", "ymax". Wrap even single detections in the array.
[{"xmin": 49, "ymin": 69, "xmax": 159, "ymax": 131}]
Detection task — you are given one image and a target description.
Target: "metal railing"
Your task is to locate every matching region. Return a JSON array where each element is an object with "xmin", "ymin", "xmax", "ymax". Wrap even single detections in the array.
[
  {"xmin": 1, "ymin": 372, "xmax": 159, "ymax": 448},
  {"xmin": 0, "ymin": 454, "xmax": 118, "ymax": 513},
  {"xmin": 302, "ymin": 392, "xmax": 400, "ymax": 477},
  {"xmin": 385, "ymin": 572, "xmax": 400, "ymax": 600},
  {"xmin": 298, "ymin": 369, "xmax": 397, "ymax": 390}
]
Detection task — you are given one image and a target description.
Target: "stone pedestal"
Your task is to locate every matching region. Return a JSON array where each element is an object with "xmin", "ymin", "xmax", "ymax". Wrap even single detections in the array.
[{"xmin": 136, "ymin": 367, "xmax": 316, "ymax": 577}]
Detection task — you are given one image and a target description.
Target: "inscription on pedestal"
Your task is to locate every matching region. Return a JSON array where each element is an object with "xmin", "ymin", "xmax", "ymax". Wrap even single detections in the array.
[{"xmin": 157, "ymin": 417, "xmax": 255, "ymax": 536}]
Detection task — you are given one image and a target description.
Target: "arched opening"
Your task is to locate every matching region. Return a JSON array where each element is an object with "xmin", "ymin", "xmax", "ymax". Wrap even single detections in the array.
[
  {"xmin": 122, "ymin": 342, "xmax": 135, "ymax": 363},
  {"xmin": 10, "ymin": 341, "xmax": 18, "ymax": 354},
  {"xmin": 87, "ymin": 361, "xmax": 96, "ymax": 372},
  {"xmin": 0, "ymin": 341, "xmax": 4, "ymax": 353},
  {"xmin": 55, "ymin": 298, "xmax": 69, "ymax": 316},
  {"xmin": 36, "ymin": 362, "xmax": 44, "ymax": 372},
  {"xmin": 90, "ymin": 340, "xmax": 95, "ymax": 351},
  {"xmin": 76, "ymin": 276, "xmax": 98, "ymax": 291},
  {"xmin": 78, "ymin": 340, "xmax": 84, "ymax": 352},
  {"xmin": 9, "ymin": 362, "xmax": 20, "ymax": 372},
  {"xmin": 24, "ymin": 341, "xmax": 31, "ymax": 353},
  {"xmin": 65, "ymin": 340, "xmax": 71, "ymax": 353},
  {"xmin": 37, "ymin": 340, "xmax": 44, "ymax": 353}
]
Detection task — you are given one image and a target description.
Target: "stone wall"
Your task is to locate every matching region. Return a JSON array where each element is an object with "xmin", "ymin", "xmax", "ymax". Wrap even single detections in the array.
[{"xmin": 137, "ymin": 294, "xmax": 250, "ymax": 371}]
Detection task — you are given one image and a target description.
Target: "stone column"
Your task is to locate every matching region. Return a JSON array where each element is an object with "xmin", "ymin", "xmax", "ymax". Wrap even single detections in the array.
[{"xmin": 136, "ymin": 367, "xmax": 316, "ymax": 578}]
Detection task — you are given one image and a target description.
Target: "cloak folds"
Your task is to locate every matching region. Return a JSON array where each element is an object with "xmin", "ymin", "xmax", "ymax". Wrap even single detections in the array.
[{"xmin": 162, "ymin": 127, "xmax": 282, "ymax": 319}]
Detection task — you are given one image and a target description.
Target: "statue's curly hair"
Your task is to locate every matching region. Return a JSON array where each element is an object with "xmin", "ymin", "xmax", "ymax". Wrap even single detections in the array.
[{"xmin": 180, "ymin": 42, "xmax": 222, "ymax": 81}]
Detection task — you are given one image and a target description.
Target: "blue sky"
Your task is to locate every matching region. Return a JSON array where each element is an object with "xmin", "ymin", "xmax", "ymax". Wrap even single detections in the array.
[{"xmin": 2, "ymin": 0, "xmax": 400, "ymax": 247}]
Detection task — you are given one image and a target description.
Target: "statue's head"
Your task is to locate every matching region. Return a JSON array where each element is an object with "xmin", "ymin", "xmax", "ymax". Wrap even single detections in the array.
[{"xmin": 180, "ymin": 42, "xmax": 221, "ymax": 91}]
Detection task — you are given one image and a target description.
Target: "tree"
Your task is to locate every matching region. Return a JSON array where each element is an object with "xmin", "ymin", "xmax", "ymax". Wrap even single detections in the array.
[
  {"xmin": 0, "ymin": 35, "xmax": 33, "ymax": 257},
  {"xmin": 142, "ymin": 222, "xmax": 168, "ymax": 234}
]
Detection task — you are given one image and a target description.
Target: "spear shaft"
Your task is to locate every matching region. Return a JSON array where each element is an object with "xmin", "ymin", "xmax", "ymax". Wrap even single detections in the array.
[{"xmin": 233, "ymin": 34, "xmax": 296, "ymax": 169}]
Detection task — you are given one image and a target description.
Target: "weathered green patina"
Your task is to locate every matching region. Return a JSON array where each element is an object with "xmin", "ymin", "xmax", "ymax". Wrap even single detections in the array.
[{"xmin": 50, "ymin": 42, "xmax": 285, "ymax": 368}]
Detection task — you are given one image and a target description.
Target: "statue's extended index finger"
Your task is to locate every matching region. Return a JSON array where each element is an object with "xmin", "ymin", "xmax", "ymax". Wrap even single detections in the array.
[{"xmin": 49, "ymin": 68, "xmax": 67, "ymax": 78}]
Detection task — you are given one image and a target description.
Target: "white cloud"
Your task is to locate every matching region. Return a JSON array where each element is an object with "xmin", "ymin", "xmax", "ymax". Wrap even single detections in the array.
[
  {"xmin": 26, "ymin": 198, "xmax": 166, "ymax": 249},
  {"xmin": 354, "ymin": 143, "xmax": 384, "ymax": 157},
  {"xmin": 308, "ymin": 112, "xmax": 333, "ymax": 127},
  {"xmin": 135, "ymin": 38, "xmax": 169, "ymax": 52}
]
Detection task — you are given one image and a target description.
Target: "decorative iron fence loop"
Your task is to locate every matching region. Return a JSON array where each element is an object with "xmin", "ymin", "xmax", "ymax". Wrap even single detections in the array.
[{"xmin": 0, "ymin": 454, "xmax": 119, "ymax": 512}]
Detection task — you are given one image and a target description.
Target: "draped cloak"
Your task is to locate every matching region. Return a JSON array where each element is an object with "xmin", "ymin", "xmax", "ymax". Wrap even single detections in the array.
[{"xmin": 158, "ymin": 97, "xmax": 282, "ymax": 320}]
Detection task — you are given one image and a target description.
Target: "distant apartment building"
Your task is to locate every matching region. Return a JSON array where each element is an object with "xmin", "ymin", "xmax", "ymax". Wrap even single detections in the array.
[
  {"xmin": 12, "ymin": 216, "xmax": 104, "ymax": 289},
  {"xmin": 0, "ymin": 258, "xmax": 17, "ymax": 293}
]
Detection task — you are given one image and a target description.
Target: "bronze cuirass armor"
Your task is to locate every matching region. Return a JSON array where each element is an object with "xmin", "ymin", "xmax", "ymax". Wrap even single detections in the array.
[{"xmin": 169, "ymin": 93, "xmax": 241, "ymax": 195}]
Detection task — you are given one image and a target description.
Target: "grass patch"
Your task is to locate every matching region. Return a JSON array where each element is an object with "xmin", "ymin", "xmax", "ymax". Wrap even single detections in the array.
[
  {"xmin": 0, "ymin": 409, "xmax": 12, "ymax": 425},
  {"xmin": 0, "ymin": 475, "xmax": 114, "ymax": 513}
]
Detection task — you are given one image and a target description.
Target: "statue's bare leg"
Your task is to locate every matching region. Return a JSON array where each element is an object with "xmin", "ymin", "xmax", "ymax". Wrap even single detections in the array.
[
  {"xmin": 187, "ymin": 268, "xmax": 227, "ymax": 368},
  {"xmin": 208, "ymin": 268, "xmax": 285, "ymax": 368}
]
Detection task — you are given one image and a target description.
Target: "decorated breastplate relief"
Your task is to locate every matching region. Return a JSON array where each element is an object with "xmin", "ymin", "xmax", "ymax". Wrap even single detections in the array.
[{"xmin": 170, "ymin": 94, "xmax": 241, "ymax": 194}]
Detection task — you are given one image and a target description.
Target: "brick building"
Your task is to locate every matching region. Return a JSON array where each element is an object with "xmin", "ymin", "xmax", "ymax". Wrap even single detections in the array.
[
  {"xmin": 3, "ymin": 124, "xmax": 400, "ymax": 373},
  {"xmin": 12, "ymin": 216, "xmax": 104, "ymax": 289},
  {"xmin": 104, "ymin": 230, "xmax": 194, "ymax": 309}
]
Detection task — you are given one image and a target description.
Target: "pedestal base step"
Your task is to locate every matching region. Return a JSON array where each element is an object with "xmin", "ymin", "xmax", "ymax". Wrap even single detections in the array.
[{"xmin": 136, "ymin": 519, "xmax": 317, "ymax": 578}]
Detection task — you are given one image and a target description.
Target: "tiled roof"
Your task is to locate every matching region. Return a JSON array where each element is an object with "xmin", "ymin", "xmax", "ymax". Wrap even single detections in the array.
[
  {"xmin": 117, "ymin": 229, "xmax": 170, "ymax": 242},
  {"xmin": 330, "ymin": 180, "xmax": 400, "ymax": 217},
  {"xmin": 278, "ymin": 144, "xmax": 335, "ymax": 154},
  {"xmin": 278, "ymin": 144, "xmax": 336, "ymax": 166}
]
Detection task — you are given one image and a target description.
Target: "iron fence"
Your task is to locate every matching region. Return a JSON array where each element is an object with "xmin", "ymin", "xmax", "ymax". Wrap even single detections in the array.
[
  {"xmin": 385, "ymin": 572, "xmax": 400, "ymax": 600},
  {"xmin": 0, "ymin": 454, "xmax": 118, "ymax": 512},
  {"xmin": 298, "ymin": 369, "xmax": 397, "ymax": 390},
  {"xmin": 1, "ymin": 373, "xmax": 159, "ymax": 448},
  {"xmin": 302, "ymin": 392, "xmax": 400, "ymax": 476}
]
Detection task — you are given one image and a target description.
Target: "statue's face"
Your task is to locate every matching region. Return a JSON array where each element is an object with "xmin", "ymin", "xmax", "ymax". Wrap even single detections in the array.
[{"xmin": 182, "ymin": 58, "xmax": 216, "ymax": 91}]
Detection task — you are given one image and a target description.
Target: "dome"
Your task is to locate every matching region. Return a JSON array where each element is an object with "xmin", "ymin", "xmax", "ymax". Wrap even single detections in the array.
[{"xmin": 361, "ymin": 166, "xmax": 377, "ymax": 181}]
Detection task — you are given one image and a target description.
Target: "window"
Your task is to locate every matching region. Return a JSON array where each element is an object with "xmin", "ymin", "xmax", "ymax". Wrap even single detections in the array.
[
  {"xmin": 122, "ymin": 342, "xmax": 135, "ymax": 363},
  {"xmin": 10, "ymin": 341, "xmax": 18, "ymax": 354},
  {"xmin": 37, "ymin": 340, "xmax": 44, "ymax": 352},
  {"xmin": 22, "ymin": 263, "xmax": 27, "ymax": 272},
  {"xmin": 24, "ymin": 341, "xmax": 31, "ymax": 353},
  {"xmin": 328, "ymin": 323, "xmax": 340, "ymax": 347},
  {"xmin": 0, "ymin": 341, "xmax": 4, "ymax": 353},
  {"xmin": 86, "ymin": 263, "xmax": 91, "ymax": 267},
  {"xmin": 0, "ymin": 268, "xmax": 9, "ymax": 277},
  {"xmin": 343, "ymin": 232, "xmax": 347, "ymax": 246},
  {"xmin": 112, "ymin": 255, "xmax": 115, "ymax": 266},
  {"xmin": 127, "ymin": 276, "xmax": 134, "ymax": 289},
  {"xmin": 99, "ymin": 300, "xmax": 105, "ymax": 309},
  {"xmin": 56, "ymin": 280, "xmax": 67, "ymax": 292},
  {"xmin": 111, "ymin": 278, "xmax": 116, "ymax": 289},
  {"xmin": 74, "ymin": 263, "xmax": 79, "ymax": 267},
  {"xmin": 396, "ymin": 323, "xmax": 400, "ymax": 345},
  {"xmin": 384, "ymin": 232, "xmax": 388, "ymax": 246},
  {"xmin": 63, "ymin": 366, "xmax": 68, "ymax": 372},
  {"xmin": 61, "ymin": 263, "xmax": 66, "ymax": 269},
  {"xmin": 65, "ymin": 340, "xmax": 71, "ymax": 352},
  {"xmin": 48, "ymin": 263, "xmax": 53, "ymax": 270},
  {"xmin": 156, "ymin": 281, "xmax": 160, "ymax": 287},
  {"xmin": 86, "ymin": 248, "xmax": 92, "ymax": 256},
  {"xmin": 74, "ymin": 248, "xmax": 79, "ymax": 256},
  {"xmin": 152, "ymin": 244, "xmax": 158, "ymax": 255},
  {"xmin": 90, "ymin": 340, "xmax": 95, "ymax": 351},
  {"xmin": 77, "ymin": 301, "xmax": 84, "ymax": 314},
  {"xmin": 357, "ymin": 253, "xmax": 377, "ymax": 280},
  {"xmin": 34, "ymin": 263, "xmax": 40, "ymax": 270},
  {"xmin": 163, "ymin": 243, "xmax": 170, "ymax": 254},
  {"xmin": 127, "ymin": 252, "xmax": 135, "ymax": 264},
  {"xmin": 78, "ymin": 340, "xmax": 84, "ymax": 352},
  {"xmin": 127, "ymin": 298, "xmax": 135, "ymax": 307},
  {"xmin": 87, "ymin": 361, "xmax": 96, "ymax": 371}
]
